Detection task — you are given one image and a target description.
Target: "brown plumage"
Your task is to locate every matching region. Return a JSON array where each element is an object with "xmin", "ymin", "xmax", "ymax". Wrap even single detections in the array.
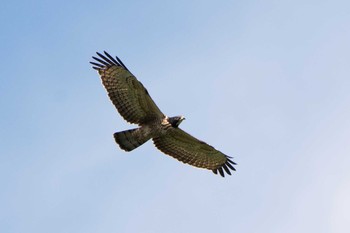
[{"xmin": 90, "ymin": 51, "xmax": 236, "ymax": 177}]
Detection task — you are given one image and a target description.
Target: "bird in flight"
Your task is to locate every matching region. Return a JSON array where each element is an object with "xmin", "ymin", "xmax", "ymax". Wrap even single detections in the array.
[{"xmin": 90, "ymin": 51, "xmax": 236, "ymax": 177}]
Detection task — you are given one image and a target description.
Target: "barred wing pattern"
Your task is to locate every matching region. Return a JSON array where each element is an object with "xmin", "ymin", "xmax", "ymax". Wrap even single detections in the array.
[
  {"xmin": 90, "ymin": 52, "xmax": 165, "ymax": 125},
  {"xmin": 153, "ymin": 128, "xmax": 236, "ymax": 177}
]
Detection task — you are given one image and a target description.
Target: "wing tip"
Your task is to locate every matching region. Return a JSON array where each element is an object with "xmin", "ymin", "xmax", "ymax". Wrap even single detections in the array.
[
  {"xmin": 90, "ymin": 51, "xmax": 129, "ymax": 71},
  {"xmin": 212, "ymin": 157, "xmax": 237, "ymax": 177}
]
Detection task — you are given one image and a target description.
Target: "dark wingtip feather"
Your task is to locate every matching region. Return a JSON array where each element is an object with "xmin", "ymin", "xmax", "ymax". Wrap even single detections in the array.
[
  {"xmin": 222, "ymin": 164, "xmax": 232, "ymax": 175},
  {"xmin": 226, "ymin": 158, "xmax": 237, "ymax": 171},
  {"xmin": 90, "ymin": 61, "xmax": 104, "ymax": 67},
  {"xmin": 92, "ymin": 56, "xmax": 110, "ymax": 66},
  {"xmin": 227, "ymin": 158, "xmax": 237, "ymax": 166},
  {"xmin": 212, "ymin": 156, "xmax": 237, "ymax": 177},
  {"xmin": 227, "ymin": 158, "xmax": 237, "ymax": 164},
  {"xmin": 95, "ymin": 51, "xmax": 104, "ymax": 58},
  {"xmin": 90, "ymin": 51, "xmax": 129, "ymax": 71},
  {"xmin": 218, "ymin": 167, "xmax": 225, "ymax": 177},
  {"xmin": 225, "ymin": 161, "xmax": 235, "ymax": 171},
  {"xmin": 212, "ymin": 157, "xmax": 237, "ymax": 177},
  {"xmin": 115, "ymin": 55, "xmax": 129, "ymax": 71},
  {"xmin": 104, "ymin": 51, "xmax": 120, "ymax": 65},
  {"xmin": 95, "ymin": 52, "xmax": 115, "ymax": 66}
]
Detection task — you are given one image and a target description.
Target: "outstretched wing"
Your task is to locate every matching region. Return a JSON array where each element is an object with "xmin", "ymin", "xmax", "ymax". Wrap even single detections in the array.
[
  {"xmin": 153, "ymin": 128, "xmax": 236, "ymax": 177},
  {"xmin": 90, "ymin": 51, "xmax": 165, "ymax": 125}
]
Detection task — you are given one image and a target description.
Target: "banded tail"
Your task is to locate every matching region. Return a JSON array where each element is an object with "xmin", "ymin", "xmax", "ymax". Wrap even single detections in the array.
[{"xmin": 114, "ymin": 128, "xmax": 151, "ymax": 151}]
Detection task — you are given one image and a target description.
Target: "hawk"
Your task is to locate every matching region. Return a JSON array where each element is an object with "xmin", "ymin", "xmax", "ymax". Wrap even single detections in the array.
[{"xmin": 90, "ymin": 51, "xmax": 236, "ymax": 177}]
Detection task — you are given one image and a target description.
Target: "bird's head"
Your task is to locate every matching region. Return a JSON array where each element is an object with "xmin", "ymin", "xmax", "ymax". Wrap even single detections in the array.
[{"xmin": 168, "ymin": 116, "xmax": 185, "ymax": 128}]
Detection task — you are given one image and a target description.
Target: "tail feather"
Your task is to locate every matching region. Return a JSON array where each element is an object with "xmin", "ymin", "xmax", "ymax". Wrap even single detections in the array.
[{"xmin": 114, "ymin": 128, "xmax": 151, "ymax": 151}]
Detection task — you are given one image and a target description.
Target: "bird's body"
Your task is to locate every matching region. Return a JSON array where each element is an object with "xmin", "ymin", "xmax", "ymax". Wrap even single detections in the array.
[
  {"xmin": 90, "ymin": 51, "xmax": 236, "ymax": 177},
  {"xmin": 113, "ymin": 116, "xmax": 183, "ymax": 152}
]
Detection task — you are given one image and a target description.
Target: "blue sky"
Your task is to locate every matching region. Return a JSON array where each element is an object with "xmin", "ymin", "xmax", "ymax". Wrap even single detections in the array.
[{"xmin": 1, "ymin": 1, "xmax": 350, "ymax": 232}]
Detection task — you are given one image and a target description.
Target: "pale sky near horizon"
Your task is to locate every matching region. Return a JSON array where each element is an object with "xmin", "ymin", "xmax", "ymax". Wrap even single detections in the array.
[{"xmin": 1, "ymin": 1, "xmax": 350, "ymax": 232}]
